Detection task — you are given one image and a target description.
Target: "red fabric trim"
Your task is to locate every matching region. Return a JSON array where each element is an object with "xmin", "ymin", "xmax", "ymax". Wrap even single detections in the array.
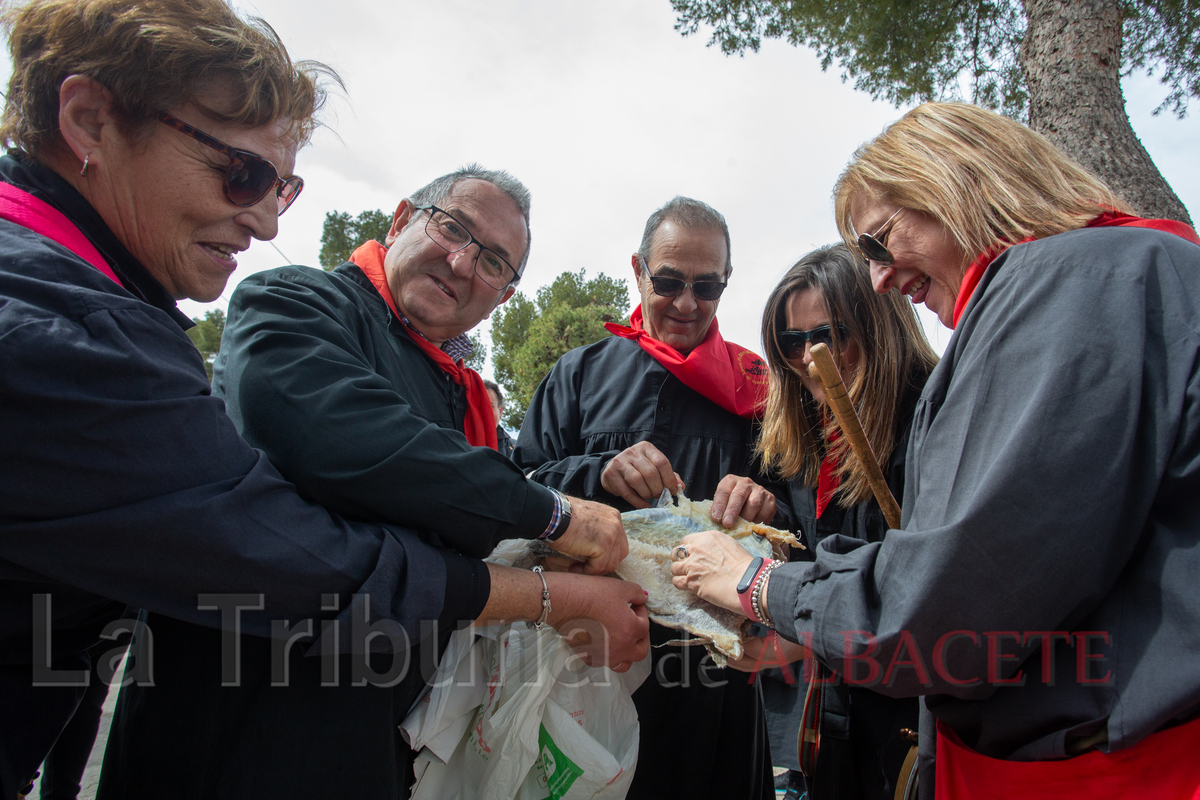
[
  {"xmin": 815, "ymin": 430, "xmax": 841, "ymax": 519},
  {"xmin": 935, "ymin": 717, "xmax": 1200, "ymax": 800},
  {"xmin": 0, "ymin": 182, "xmax": 120, "ymax": 285},
  {"xmin": 604, "ymin": 305, "xmax": 768, "ymax": 419},
  {"xmin": 1088, "ymin": 210, "xmax": 1200, "ymax": 244},
  {"xmin": 349, "ymin": 241, "xmax": 498, "ymax": 450},
  {"xmin": 952, "ymin": 213, "xmax": 1200, "ymax": 328}
]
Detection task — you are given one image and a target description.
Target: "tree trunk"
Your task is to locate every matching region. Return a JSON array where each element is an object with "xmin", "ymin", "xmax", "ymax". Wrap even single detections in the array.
[{"xmin": 1021, "ymin": 0, "xmax": 1192, "ymax": 224}]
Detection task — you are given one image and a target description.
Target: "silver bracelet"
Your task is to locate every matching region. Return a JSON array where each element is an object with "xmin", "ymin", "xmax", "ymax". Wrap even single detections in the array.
[
  {"xmin": 527, "ymin": 565, "xmax": 552, "ymax": 630},
  {"xmin": 751, "ymin": 560, "xmax": 783, "ymax": 627}
]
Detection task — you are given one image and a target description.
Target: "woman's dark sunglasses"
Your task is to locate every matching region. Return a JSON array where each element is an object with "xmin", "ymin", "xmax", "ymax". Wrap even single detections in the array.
[
  {"xmin": 778, "ymin": 325, "xmax": 850, "ymax": 359},
  {"xmin": 156, "ymin": 113, "xmax": 303, "ymax": 215},
  {"xmin": 857, "ymin": 207, "xmax": 904, "ymax": 265}
]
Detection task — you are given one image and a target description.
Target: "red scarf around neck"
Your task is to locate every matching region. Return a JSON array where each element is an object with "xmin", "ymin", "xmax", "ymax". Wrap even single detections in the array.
[
  {"xmin": 349, "ymin": 241, "xmax": 498, "ymax": 451},
  {"xmin": 952, "ymin": 211, "xmax": 1200, "ymax": 328},
  {"xmin": 815, "ymin": 428, "xmax": 842, "ymax": 519},
  {"xmin": 604, "ymin": 305, "xmax": 768, "ymax": 419}
]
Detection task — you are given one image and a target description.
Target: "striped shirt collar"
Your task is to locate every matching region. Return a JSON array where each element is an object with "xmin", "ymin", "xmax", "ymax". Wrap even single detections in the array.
[{"xmin": 397, "ymin": 311, "xmax": 473, "ymax": 364}]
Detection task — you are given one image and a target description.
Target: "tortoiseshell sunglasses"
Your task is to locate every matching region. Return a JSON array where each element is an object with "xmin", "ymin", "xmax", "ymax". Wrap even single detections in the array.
[{"xmin": 156, "ymin": 112, "xmax": 303, "ymax": 215}]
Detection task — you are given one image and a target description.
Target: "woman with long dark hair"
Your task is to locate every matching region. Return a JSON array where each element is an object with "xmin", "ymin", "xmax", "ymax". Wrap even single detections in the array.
[{"xmin": 757, "ymin": 244, "xmax": 936, "ymax": 800}]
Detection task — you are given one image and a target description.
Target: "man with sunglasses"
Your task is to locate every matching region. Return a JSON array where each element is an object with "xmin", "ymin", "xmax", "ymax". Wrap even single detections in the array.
[
  {"xmin": 515, "ymin": 196, "xmax": 790, "ymax": 800},
  {"xmin": 102, "ymin": 166, "xmax": 648, "ymax": 795}
]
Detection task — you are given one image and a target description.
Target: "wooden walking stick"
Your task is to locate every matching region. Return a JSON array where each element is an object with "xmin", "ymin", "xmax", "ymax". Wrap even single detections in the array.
[
  {"xmin": 807, "ymin": 343, "xmax": 902, "ymax": 529},
  {"xmin": 798, "ymin": 344, "xmax": 913, "ymax": 798}
]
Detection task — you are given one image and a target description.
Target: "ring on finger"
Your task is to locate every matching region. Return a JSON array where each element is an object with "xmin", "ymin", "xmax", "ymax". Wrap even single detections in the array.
[{"xmin": 673, "ymin": 545, "xmax": 689, "ymax": 561}]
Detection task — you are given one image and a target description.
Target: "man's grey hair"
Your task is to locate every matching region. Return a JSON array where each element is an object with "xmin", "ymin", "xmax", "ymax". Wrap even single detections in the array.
[
  {"xmin": 409, "ymin": 164, "xmax": 532, "ymax": 281},
  {"xmin": 637, "ymin": 196, "xmax": 732, "ymax": 277}
]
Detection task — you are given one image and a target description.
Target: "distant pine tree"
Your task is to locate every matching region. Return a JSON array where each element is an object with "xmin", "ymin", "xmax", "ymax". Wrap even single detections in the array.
[
  {"xmin": 187, "ymin": 309, "xmax": 225, "ymax": 381},
  {"xmin": 491, "ymin": 269, "xmax": 629, "ymax": 429},
  {"xmin": 672, "ymin": 0, "xmax": 1195, "ymax": 223},
  {"xmin": 319, "ymin": 209, "xmax": 392, "ymax": 270}
]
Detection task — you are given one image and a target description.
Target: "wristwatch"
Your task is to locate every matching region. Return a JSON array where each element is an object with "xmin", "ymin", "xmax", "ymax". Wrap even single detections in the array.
[{"xmin": 543, "ymin": 490, "xmax": 572, "ymax": 541}]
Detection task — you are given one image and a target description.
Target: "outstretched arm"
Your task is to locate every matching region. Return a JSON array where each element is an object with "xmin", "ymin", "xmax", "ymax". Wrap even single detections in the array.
[{"xmin": 477, "ymin": 564, "xmax": 651, "ymax": 671}]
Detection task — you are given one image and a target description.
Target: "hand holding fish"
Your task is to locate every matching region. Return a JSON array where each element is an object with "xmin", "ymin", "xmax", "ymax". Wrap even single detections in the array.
[
  {"xmin": 669, "ymin": 529, "xmax": 755, "ymax": 614},
  {"xmin": 725, "ymin": 633, "xmax": 810, "ymax": 673},
  {"xmin": 711, "ymin": 474, "xmax": 777, "ymax": 527},
  {"xmin": 478, "ymin": 564, "xmax": 650, "ymax": 671},
  {"xmin": 601, "ymin": 441, "xmax": 686, "ymax": 508},
  {"xmin": 548, "ymin": 497, "xmax": 629, "ymax": 575},
  {"xmin": 549, "ymin": 573, "xmax": 652, "ymax": 671}
]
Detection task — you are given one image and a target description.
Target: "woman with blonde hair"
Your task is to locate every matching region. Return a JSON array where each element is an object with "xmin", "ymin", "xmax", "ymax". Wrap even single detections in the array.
[
  {"xmin": 757, "ymin": 243, "xmax": 936, "ymax": 800},
  {"xmin": 671, "ymin": 102, "xmax": 1200, "ymax": 800},
  {"xmin": 0, "ymin": 1, "xmax": 647, "ymax": 796}
]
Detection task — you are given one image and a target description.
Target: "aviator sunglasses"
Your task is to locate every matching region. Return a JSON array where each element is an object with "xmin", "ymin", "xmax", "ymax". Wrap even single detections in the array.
[
  {"xmin": 639, "ymin": 257, "xmax": 727, "ymax": 301},
  {"xmin": 857, "ymin": 206, "xmax": 904, "ymax": 265},
  {"xmin": 156, "ymin": 112, "xmax": 303, "ymax": 215},
  {"xmin": 778, "ymin": 324, "xmax": 850, "ymax": 359}
]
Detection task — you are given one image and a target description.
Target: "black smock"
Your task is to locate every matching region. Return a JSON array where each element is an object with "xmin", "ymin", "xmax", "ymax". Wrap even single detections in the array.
[
  {"xmin": 515, "ymin": 334, "xmax": 791, "ymax": 800},
  {"xmin": 767, "ymin": 380, "xmax": 924, "ymax": 800},
  {"xmin": 98, "ymin": 262, "xmax": 557, "ymax": 799},
  {"xmin": 0, "ymin": 153, "xmax": 475, "ymax": 800}
]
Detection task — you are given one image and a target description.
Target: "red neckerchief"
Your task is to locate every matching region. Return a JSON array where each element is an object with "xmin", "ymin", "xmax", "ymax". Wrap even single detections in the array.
[
  {"xmin": 604, "ymin": 305, "xmax": 768, "ymax": 418},
  {"xmin": 349, "ymin": 241, "xmax": 498, "ymax": 450},
  {"xmin": 0, "ymin": 183, "xmax": 120, "ymax": 285},
  {"xmin": 815, "ymin": 429, "xmax": 841, "ymax": 519},
  {"xmin": 952, "ymin": 212, "xmax": 1200, "ymax": 328}
]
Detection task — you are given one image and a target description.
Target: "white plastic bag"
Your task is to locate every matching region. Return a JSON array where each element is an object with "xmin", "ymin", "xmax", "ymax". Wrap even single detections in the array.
[{"xmin": 401, "ymin": 540, "xmax": 645, "ymax": 800}]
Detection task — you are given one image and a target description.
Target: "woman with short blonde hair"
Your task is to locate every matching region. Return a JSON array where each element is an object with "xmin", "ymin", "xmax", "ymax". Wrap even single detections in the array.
[
  {"xmin": 832, "ymin": 101, "xmax": 1131, "ymax": 269},
  {"xmin": 673, "ymin": 102, "xmax": 1200, "ymax": 800}
]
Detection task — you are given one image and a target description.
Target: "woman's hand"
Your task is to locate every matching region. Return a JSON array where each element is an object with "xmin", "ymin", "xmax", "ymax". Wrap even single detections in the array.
[
  {"xmin": 548, "ymin": 573, "xmax": 651, "ymax": 672},
  {"xmin": 669, "ymin": 530, "xmax": 755, "ymax": 614},
  {"xmin": 476, "ymin": 565, "xmax": 650, "ymax": 671},
  {"xmin": 726, "ymin": 633, "xmax": 810, "ymax": 673}
]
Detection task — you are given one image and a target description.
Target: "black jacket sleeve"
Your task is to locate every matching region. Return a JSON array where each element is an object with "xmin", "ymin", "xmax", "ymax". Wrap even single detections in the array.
[
  {"xmin": 214, "ymin": 266, "xmax": 555, "ymax": 555},
  {"xmin": 514, "ymin": 356, "xmax": 623, "ymax": 500},
  {"xmin": 0, "ymin": 277, "xmax": 486, "ymax": 650}
]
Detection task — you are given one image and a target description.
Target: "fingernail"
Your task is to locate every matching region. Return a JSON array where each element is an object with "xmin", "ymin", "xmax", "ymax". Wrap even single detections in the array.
[{"xmin": 643, "ymin": 590, "xmax": 649, "ymax": 596}]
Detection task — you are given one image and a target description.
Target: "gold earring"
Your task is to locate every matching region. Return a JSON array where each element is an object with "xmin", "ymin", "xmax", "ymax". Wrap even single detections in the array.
[{"xmin": 80, "ymin": 155, "xmax": 89, "ymax": 177}]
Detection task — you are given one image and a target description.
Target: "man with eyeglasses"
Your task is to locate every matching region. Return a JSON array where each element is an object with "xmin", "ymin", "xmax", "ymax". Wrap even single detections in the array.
[
  {"xmin": 515, "ymin": 196, "xmax": 790, "ymax": 800},
  {"xmin": 101, "ymin": 165, "xmax": 648, "ymax": 796}
]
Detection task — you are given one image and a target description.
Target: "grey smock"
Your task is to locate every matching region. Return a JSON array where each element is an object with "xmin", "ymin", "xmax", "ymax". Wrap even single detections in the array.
[{"xmin": 765, "ymin": 225, "xmax": 1200, "ymax": 798}]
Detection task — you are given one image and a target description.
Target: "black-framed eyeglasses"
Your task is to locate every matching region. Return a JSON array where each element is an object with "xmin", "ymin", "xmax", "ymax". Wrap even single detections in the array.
[
  {"xmin": 639, "ymin": 257, "xmax": 726, "ymax": 301},
  {"xmin": 417, "ymin": 205, "xmax": 519, "ymax": 290},
  {"xmin": 156, "ymin": 112, "xmax": 303, "ymax": 215},
  {"xmin": 857, "ymin": 207, "xmax": 904, "ymax": 265},
  {"xmin": 778, "ymin": 325, "xmax": 850, "ymax": 359}
]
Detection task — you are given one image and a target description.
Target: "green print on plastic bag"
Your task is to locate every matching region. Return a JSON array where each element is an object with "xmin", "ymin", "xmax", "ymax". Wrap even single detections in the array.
[{"xmin": 534, "ymin": 723, "xmax": 584, "ymax": 799}]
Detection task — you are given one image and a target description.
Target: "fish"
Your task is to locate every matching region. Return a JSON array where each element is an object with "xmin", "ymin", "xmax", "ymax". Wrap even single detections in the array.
[{"xmin": 612, "ymin": 492, "xmax": 800, "ymax": 667}]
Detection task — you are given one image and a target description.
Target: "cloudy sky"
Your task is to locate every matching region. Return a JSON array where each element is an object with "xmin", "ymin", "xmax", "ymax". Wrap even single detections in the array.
[{"xmin": 11, "ymin": 0, "xmax": 1199, "ymax": 367}]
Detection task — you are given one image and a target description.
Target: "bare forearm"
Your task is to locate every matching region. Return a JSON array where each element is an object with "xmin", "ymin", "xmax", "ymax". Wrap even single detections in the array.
[
  {"xmin": 473, "ymin": 563, "xmax": 593, "ymax": 627},
  {"xmin": 474, "ymin": 563, "xmax": 651, "ymax": 669}
]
